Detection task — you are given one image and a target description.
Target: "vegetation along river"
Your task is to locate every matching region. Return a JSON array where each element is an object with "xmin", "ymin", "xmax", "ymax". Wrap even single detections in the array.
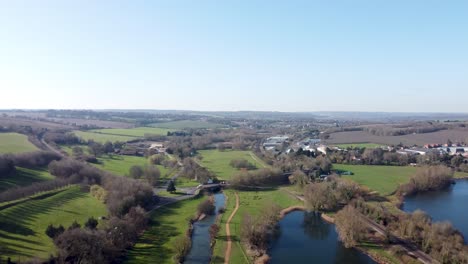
[
  {"xmin": 403, "ymin": 179, "xmax": 468, "ymax": 242},
  {"xmin": 184, "ymin": 192, "xmax": 225, "ymax": 264},
  {"xmin": 268, "ymin": 211, "xmax": 376, "ymax": 264}
]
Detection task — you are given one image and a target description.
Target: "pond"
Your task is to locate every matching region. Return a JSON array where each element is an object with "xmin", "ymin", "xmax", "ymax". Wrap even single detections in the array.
[
  {"xmin": 402, "ymin": 179, "xmax": 468, "ymax": 242},
  {"xmin": 184, "ymin": 192, "xmax": 225, "ymax": 264},
  {"xmin": 268, "ymin": 211, "xmax": 376, "ymax": 264}
]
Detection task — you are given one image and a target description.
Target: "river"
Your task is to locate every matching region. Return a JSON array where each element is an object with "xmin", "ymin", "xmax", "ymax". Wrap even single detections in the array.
[
  {"xmin": 268, "ymin": 211, "xmax": 376, "ymax": 264},
  {"xmin": 184, "ymin": 192, "xmax": 225, "ymax": 264},
  {"xmin": 402, "ymin": 179, "xmax": 468, "ymax": 242}
]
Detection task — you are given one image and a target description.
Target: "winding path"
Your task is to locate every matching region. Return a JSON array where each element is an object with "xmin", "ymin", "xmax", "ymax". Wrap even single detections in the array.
[{"xmin": 224, "ymin": 192, "xmax": 240, "ymax": 264}]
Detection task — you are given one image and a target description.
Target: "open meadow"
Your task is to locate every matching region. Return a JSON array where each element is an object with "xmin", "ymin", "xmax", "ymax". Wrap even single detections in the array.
[
  {"xmin": 333, "ymin": 164, "xmax": 417, "ymax": 195},
  {"xmin": 198, "ymin": 150, "xmax": 267, "ymax": 180},
  {"xmin": 90, "ymin": 127, "xmax": 173, "ymax": 137},
  {"xmin": 0, "ymin": 133, "xmax": 38, "ymax": 154},
  {"xmin": 73, "ymin": 130, "xmax": 136, "ymax": 143},
  {"xmin": 0, "ymin": 185, "xmax": 107, "ymax": 262}
]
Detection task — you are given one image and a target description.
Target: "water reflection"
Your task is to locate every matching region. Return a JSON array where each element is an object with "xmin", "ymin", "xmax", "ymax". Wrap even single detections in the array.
[
  {"xmin": 268, "ymin": 211, "xmax": 375, "ymax": 264},
  {"xmin": 303, "ymin": 211, "xmax": 331, "ymax": 240}
]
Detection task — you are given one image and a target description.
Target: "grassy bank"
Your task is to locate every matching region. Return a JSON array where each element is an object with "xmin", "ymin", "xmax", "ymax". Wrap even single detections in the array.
[
  {"xmin": 211, "ymin": 188, "xmax": 301, "ymax": 264},
  {"xmin": 0, "ymin": 167, "xmax": 53, "ymax": 192},
  {"xmin": 0, "ymin": 185, "xmax": 107, "ymax": 262},
  {"xmin": 125, "ymin": 196, "xmax": 204, "ymax": 264}
]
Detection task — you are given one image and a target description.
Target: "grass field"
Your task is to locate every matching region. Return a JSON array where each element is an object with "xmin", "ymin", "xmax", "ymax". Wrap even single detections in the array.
[
  {"xmin": 0, "ymin": 133, "xmax": 38, "ymax": 154},
  {"xmin": 334, "ymin": 143, "xmax": 382, "ymax": 149},
  {"xmin": 149, "ymin": 120, "xmax": 224, "ymax": 129},
  {"xmin": 93, "ymin": 155, "xmax": 173, "ymax": 178},
  {"xmin": 455, "ymin": 171, "xmax": 468, "ymax": 179},
  {"xmin": 125, "ymin": 195, "xmax": 204, "ymax": 264},
  {"xmin": 198, "ymin": 150, "xmax": 267, "ymax": 180},
  {"xmin": 0, "ymin": 185, "xmax": 107, "ymax": 262},
  {"xmin": 60, "ymin": 144, "xmax": 175, "ymax": 179},
  {"xmin": 211, "ymin": 188, "xmax": 301, "ymax": 264},
  {"xmin": 0, "ymin": 167, "xmax": 54, "ymax": 192},
  {"xmin": 90, "ymin": 127, "xmax": 172, "ymax": 137},
  {"xmin": 333, "ymin": 164, "xmax": 417, "ymax": 195},
  {"xmin": 73, "ymin": 130, "xmax": 136, "ymax": 143}
]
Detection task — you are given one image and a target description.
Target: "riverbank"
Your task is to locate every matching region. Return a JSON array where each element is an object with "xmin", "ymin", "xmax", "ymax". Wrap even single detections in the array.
[{"xmin": 185, "ymin": 192, "xmax": 226, "ymax": 264}]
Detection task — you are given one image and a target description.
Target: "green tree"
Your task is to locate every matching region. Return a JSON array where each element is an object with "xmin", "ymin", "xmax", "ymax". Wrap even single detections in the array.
[
  {"xmin": 85, "ymin": 217, "xmax": 98, "ymax": 230},
  {"xmin": 167, "ymin": 180, "xmax": 176, "ymax": 193}
]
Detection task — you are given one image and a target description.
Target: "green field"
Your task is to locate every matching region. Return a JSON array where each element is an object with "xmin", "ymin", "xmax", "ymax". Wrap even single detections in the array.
[
  {"xmin": 198, "ymin": 150, "xmax": 267, "ymax": 180},
  {"xmin": 90, "ymin": 127, "xmax": 172, "ymax": 137},
  {"xmin": 73, "ymin": 130, "xmax": 136, "ymax": 143},
  {"xmin": 0, "ymin": 167, "xmax": 54, "ymax": 192},
  {"xmin": 93, "ymin": 155, "xmax": 173, "ymax": 178},
  {"xmin": 60, "ymin": 144, "xmax": 175, "ymax": 179},
  {"xmin": 0, "ymin": 185, "xmax": 107, "ymax": 262},
  {"xmin": 0, "ymin": 133, "xmax": 38, "ymax": 154},
  {"xmin": 334, "ymin": 143, "xmax": 383, "ymax": 149},
  {"xmin": 333, "ymin": 164, "xmax": 417, "ymax": 195},
  {"xmin": 212, "ymin": 189, "xmax": 301, "ymax": 264},
  {"xmin": 125, "ymin": 196, "xmax": 204, "ymax": 264},
  {"xmin": 455, "ymin": 171, "xmax": 468, "ymax": 179},
  {"xmin": 149, "ymin": 120, "xmax": 224, "ymax": 129}
]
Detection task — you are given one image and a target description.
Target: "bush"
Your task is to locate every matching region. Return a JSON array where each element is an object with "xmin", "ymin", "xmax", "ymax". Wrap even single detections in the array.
[
  {"xmin": 229, "ymin": 159, "xmax": 257, "ymax": 170},
  {"xmin": 197, "ymin": 199, "xmax": 216, "ymax": 216},
  {"xmin": 90, "ymin": 184, "xmax": 108, "ymax": 203},
  {"xmin": 399, "ymin": 166, "xmax": 453, "ymax": 195},
  {"xmin": 45, "ymin": 224, "xmax": 65, "ymax": 239},
  {"xmin": 85, "ymin": 217, "xmax": 98, "ymax": 230}
]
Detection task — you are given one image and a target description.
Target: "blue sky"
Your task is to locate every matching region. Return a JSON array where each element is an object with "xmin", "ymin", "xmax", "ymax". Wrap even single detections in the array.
[{"xmin": 0, "ymin": 1, "xmax": 467, "ymax": 112}]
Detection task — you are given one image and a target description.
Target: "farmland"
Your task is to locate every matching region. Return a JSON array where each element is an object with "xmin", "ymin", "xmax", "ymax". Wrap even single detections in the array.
[
  {"xmin": 211, "ymin": 188, "xmax": 301, "ymax": 264},
  {"xmin": 0, "ymin": 185, "xmax": 107, "ymax": 262},
  {"xmin": 90, "ymin": 127, "xmax": 173, "ymax": 137},
  {"xmin": 333, "ymin": 164, "xmax": 417, "ymax": 195},
  {"xmin": 0, "ymin": 133, "xmax": 38, "ymax": 154},
  {"xmin": 73, "ymin": 130, "xmax": 136, "ymax": 143},
  {"xmin": 149, "ymin": 120, "xmax": 225, "ymax": 129},
  {"xmin": 333, "ymin": 143, "xmax": 382, "ymax": 149},
  {"xmin": 327, "ymin": 129, "xmax": 468, "ymax": 146},
  {"xmin": 125, "ymin": 196, "xmax": 204, "ymax": 264},
  {"xmin": 0, "ymin": 167, "xmax": 53, "ymax": 192},
  {"xmin": 198, "ymin": 150, "xmax": 267, "ymax": 180}
]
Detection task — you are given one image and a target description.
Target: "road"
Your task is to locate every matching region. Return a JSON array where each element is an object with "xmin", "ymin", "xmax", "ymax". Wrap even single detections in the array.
[
  {"xmin": 224, "ymin": 192, "xmax": 240, "ymax": 264},
  {"xmin": 359, "ymin": 214, "xmax": 439, "ymax": 264},
  {"xmin": 39, "ymin": 135, "xmax": 65, "ymax": 157}
]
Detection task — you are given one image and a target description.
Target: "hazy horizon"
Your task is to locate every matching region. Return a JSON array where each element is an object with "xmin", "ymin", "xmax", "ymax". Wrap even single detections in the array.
[{"xmin": 1, "ymin": 1, "xmax": 467, "ymax": 112}]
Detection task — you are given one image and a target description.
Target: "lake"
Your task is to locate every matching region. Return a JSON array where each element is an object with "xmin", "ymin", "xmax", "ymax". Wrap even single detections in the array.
[
  {"xmin": 268, "ymin": 211, "xmax": 376, "ymax": 264},
  {"xmin": 402, "ymin": 179, "xmax": 468, "ymax": 241}
]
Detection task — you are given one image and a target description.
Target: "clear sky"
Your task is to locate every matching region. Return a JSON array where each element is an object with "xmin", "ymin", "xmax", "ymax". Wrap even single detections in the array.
[{"xmin": 0, "ymin": 1, "xmax": 467, "ymax": 112}]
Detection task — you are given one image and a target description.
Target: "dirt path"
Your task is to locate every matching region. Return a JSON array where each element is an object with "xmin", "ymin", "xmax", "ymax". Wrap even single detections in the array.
[
  {"xmin": 249, "ymin": 152, "xmax": 266, "ymax": 168},
  {"xmin": 224, "ymin": 192, "xmax": 240, "ymax": 264}
]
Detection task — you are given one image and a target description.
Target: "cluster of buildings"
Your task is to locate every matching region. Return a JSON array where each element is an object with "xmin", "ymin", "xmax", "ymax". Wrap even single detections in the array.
[
  {"xmin": 263, "ymin": 136, "xmax": 289, "ymax": 151},
  {"xmin": 397, "ymin": 144, "xmax": 468, "ymax": 157}
]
